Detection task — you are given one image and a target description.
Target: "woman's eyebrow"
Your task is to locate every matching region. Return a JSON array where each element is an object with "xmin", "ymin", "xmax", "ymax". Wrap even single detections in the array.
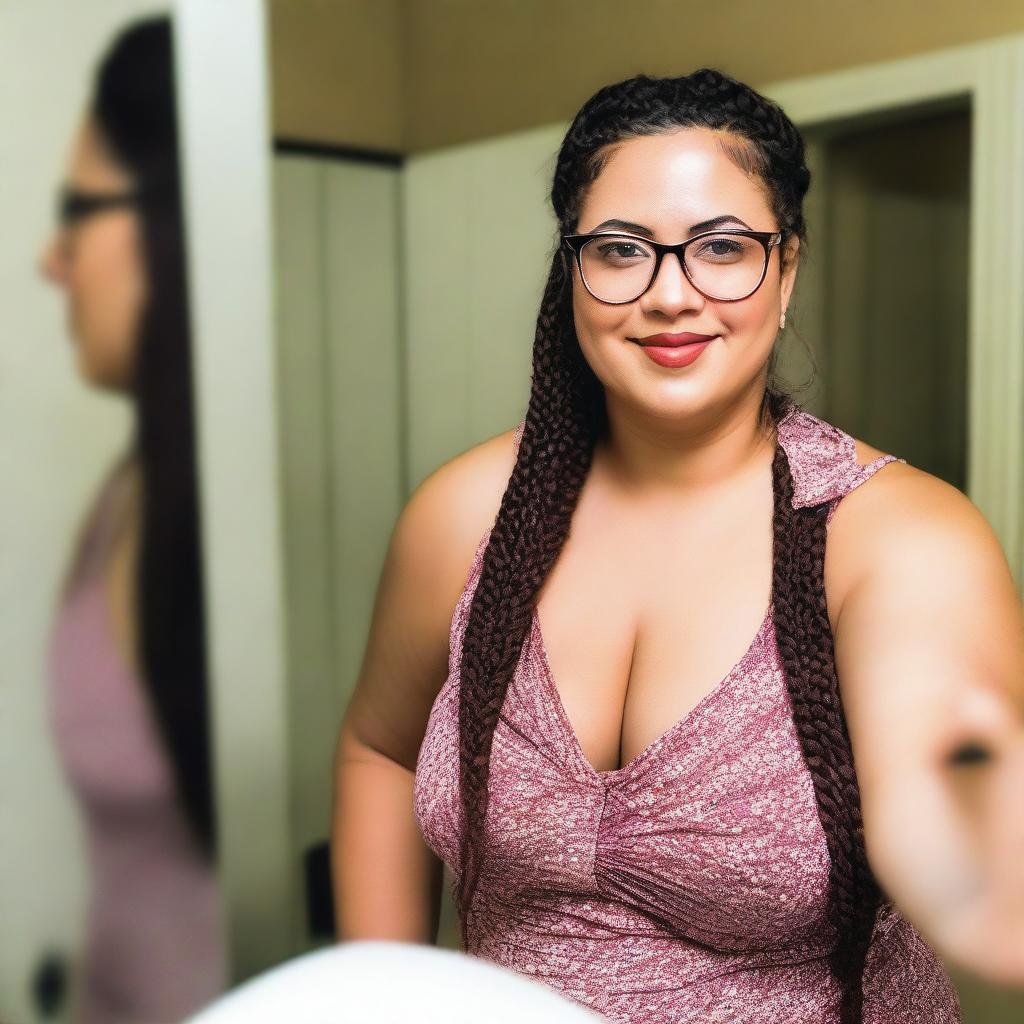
[{"xmin": 589, "ymin": 214, "xmax": 752, "ymax": 236}]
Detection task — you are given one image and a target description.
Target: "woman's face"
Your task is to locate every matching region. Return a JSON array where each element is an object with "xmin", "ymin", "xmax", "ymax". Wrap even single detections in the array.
[
  {"xmin": 570, "ymin": 128, "xmax": 799, "ymax": 430},
  {"xmin": 37, "ymin": 112, "xmax": 147, "ymax": 393}
]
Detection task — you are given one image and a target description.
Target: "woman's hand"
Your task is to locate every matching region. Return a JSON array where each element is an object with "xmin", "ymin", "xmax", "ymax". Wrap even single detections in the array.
[{"xmin": 876, "ymin": 690, "xmax": 1024, "ymax": 988}]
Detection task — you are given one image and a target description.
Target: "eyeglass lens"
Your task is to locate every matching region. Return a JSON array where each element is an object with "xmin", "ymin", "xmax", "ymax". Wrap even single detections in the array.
[
  {"xmin": 579, "ymin": 233, "xmax": 768, "ymax": 302},
  {"xmin": 57, "ymin": 188, "xmax": 140, "ymax": 227}
]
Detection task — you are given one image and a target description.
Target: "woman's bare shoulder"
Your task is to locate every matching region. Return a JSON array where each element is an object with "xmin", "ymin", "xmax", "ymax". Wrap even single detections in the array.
[
  {"xmin": 338, "ymin": 424, "xmax": 521, "ymax": 769},
  {"xmin": 404, "ymin": 424, "xmax": 521, "ymax": 588},
  {"xmin": 841, "ymin": 436, "xmax": 965, "ymax": 520},
  {"xmin": 828, "ymin": 438, "xmax": 991, "ymax": 623}
]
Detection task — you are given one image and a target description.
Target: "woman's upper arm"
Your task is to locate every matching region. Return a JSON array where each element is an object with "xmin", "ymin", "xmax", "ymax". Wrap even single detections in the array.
[
  {"xmin": 830, "ymin": 465, "xmax": 1024, "ymax": 873},
  {"xmin": 337, "ymin": 427, "xmax": 519, "ymax": 772}
]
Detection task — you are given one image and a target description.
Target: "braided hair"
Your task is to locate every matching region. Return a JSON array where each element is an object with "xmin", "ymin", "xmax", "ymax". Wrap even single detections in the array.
[{"xmin": 456, "ymin": 69, "xmax": 881, "ymax": 1022}]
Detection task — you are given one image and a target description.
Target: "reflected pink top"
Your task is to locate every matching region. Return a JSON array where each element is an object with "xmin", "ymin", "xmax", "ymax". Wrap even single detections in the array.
[
  {"xmin": 414, "ymin": 406, "xmax": 962, "ymax": 1024},
  {"xmin": 47, "ymin": 461, "xmax": 225, "ymax": 1024}
]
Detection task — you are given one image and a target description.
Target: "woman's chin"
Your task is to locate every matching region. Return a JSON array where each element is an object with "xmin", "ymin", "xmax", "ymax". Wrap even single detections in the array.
[{"xmin": 74, "ymin": 354, "xmax": 123, "ymax": 394}]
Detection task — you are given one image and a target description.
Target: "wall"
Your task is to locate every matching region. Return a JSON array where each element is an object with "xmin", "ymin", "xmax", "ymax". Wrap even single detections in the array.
[
  {"xmin": 272, "ymin": 152, "xmax": 403, "ymax": 948},
  {"xmin": 401, "ymin": 126, "xmax": 559, "ymax": 487}
]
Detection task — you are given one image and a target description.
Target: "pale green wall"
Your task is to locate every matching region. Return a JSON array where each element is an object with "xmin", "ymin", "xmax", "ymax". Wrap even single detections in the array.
[
  {"xmin": 273, "ymin": 154, "xmax": 403, "ymax": 949},
  {"xmin": 402, "ymin": 126, "xmax": 563, "ymax": 488}
]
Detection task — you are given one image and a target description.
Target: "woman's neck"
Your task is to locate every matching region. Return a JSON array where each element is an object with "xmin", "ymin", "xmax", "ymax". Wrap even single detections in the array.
[{"xmin": 596, "ymin": 395, "xmax": 776, "ymax": 499}]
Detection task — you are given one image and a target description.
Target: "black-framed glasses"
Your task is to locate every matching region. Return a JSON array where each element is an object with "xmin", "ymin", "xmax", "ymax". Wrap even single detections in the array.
[
  {"xmin": 562, "ymin": 228, "xmax": 786, "ymax": 304},
  {"xmin": 56, "ymin": 186, "xmax": 145, "ymax": 228}
]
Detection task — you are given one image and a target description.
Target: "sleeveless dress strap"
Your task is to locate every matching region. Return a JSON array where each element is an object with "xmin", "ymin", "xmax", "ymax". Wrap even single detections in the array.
[
  {"xmin": 513, "ymin": 418, "xmax": 525, "ymax": 453},
  {"xmin": 775, "ymin": 404, "xmax": 905, "ymax": 522},
  {"xmin": 824, "ymin": 450, "xmax": 904, "ymax": 527}
]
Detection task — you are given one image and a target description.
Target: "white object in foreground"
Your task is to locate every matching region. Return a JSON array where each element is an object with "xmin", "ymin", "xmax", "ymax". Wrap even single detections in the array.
[{"xmin": 186, "ymin": 940, "xmax": 607, "ymax": 1023}]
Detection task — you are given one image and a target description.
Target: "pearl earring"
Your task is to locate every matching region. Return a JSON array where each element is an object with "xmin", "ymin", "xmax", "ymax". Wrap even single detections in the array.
[{"xmin": 779, "ymin": 310, "xmax": 787, "ymax": 330}]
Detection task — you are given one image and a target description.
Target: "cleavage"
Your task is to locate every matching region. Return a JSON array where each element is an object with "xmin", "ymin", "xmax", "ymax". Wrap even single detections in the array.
[{"xmin": 533, "ymin": 514, "xmax": 774, "ymax": 776}]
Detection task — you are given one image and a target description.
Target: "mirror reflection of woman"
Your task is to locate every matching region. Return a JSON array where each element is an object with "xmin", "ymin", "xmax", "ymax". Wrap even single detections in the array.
[
  {"xmin": 39, "ymin": 17, "xmax": 224, "ymax": 1024},
  {"xmin": 332, "ymin": 70, "xmax": 1024, "ymax": 1022}
]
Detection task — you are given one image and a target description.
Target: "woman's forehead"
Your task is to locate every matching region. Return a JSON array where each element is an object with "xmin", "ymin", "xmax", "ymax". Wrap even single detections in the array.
[{"xmin": 579, "ymin": 131, "xmax": 771, "ymax": 231}]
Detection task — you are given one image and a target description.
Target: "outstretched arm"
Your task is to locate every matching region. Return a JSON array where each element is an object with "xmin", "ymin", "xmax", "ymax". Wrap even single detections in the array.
[{"xmin": 831, "ymin": 467, "xmax": 1024, "ymax": 988}]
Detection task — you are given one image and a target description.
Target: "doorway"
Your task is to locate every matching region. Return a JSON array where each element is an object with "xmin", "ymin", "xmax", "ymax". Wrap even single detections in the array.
[{"xmin": 784, "ymin": 101, "xmax": 971, "ymax": 491}]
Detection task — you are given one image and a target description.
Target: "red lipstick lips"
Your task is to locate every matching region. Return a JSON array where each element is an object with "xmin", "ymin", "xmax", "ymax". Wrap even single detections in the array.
[
  {"xmin": 636, "ymin": 332, "xmax": 717, "ymax": 346},
  {"xmin": 633, "ymin": 332, "xmax": 718, "ymax": 368}
]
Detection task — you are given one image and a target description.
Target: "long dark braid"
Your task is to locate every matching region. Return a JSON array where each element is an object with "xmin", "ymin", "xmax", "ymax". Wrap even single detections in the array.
[
  {"xmin": 457, "ymin": 69, "xmax": 880, "ymax": 1021},
  {"xmin": 769, "ymin": 390, "xmax": 882, "ymax": 1022}
]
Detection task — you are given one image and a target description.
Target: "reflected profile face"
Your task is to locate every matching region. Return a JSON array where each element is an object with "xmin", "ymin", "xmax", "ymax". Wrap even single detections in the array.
[
  {"xmin": 37, "ymin": 112, "xmax": 147, "ymax": 392},
  {"xmin": 569, "ymin": 128, "xmax": 799, "ymax": 425}
]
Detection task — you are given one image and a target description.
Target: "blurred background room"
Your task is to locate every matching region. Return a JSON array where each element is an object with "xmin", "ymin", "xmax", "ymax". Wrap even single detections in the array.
[{"xmin": 2, "ymin": 1, "xmax": 1022, "ymax": 1022}]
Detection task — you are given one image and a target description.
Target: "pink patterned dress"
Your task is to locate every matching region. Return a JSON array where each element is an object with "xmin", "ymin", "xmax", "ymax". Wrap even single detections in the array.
[
  {"xmin": 413, "ymin": 405, "xmax": 962, "ymax": 1024},
  {"xmin": 47, "ymin": 460, "xmax": 225, "ymax": 1024}
]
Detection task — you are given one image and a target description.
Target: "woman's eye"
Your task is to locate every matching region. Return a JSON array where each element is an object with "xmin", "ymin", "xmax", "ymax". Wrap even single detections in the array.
[
  {"xmin": 696, "ymin": 239, "xmax": 742, "ymax": 258},
  {"xmin": 598, "ymin": 243, "xmax": 644, "ymax": 260}
]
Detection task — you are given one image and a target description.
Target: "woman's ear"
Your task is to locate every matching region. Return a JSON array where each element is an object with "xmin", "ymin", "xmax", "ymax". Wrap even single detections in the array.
[{"xmin": 779, "ymin": 236, "xmax": 801, "ymax": 308}]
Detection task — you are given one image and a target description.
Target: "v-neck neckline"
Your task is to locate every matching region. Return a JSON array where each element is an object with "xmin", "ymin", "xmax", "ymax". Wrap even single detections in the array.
[
  {"xmin": 490, "ymin": 404, "xmax": 831, "ymax": 786},
  {"xmin": 520, "ymin": 416, "xmax": 792, "ymax": 787},
  {"xmin": 529, "ymin": 601, "xmax": 774, "ymax": 786}
]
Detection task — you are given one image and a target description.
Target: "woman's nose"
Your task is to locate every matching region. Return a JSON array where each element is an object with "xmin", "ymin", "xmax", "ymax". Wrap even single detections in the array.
[
  {"xmin": 640, "ymin": 251, "xmax": 704, "ymax": 315},
  {"xmin": 38, "ymin": 232, "xmax": 69, "ymax": 286}
]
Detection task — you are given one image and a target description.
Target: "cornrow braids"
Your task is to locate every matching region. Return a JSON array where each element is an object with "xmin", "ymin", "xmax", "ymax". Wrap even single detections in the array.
[{"xmin": 456, "ymin": 68, "xmax": 880, "ymax": 1022}]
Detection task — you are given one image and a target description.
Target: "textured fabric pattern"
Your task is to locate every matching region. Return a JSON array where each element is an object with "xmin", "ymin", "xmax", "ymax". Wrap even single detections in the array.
[
  {"xmin": 414, "ymin": 406, "xmax": 962, "ymax": 1023},
  {"xmin": 47, "ymin": 465, "xmax": 225, "ymax": 1024}
]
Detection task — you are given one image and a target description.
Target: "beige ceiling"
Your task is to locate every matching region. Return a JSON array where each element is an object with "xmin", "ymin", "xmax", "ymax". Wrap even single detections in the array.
[{"xmin": 269, "ymin": 0, "xmax": 1024, "ymax": 155}]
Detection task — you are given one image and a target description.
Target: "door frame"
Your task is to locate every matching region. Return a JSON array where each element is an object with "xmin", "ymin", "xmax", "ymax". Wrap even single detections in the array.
[
  {"xmin": 762, "ymin": 35, "xmax": 1024, "ymax": 595},
  {"xmin": 175, "ymin": 0, "xmax": 297, "ymax": 979}
]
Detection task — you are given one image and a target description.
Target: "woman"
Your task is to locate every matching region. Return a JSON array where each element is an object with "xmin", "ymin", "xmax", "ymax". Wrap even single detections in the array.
[
  {"xmin": 332, "ymin": 70, "xmax": 1024, "ymax": 1022},
  {"xmin": 40, "ymin": 16, "xmax": 225, "ymax": 1024}
]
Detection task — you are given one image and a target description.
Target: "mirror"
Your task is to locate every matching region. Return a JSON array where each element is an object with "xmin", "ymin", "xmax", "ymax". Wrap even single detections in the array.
[{"xmin": 2, "ymin": 5, "xmax": 226, "ymax": 1022}]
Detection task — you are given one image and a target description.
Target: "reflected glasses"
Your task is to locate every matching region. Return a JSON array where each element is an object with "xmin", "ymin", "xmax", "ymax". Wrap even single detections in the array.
[
  {"xmin": 56, "ymin": 186, "xmax": 144, "ymax": 228},
  {"xmin": 562, "ymin": 228, "xmax": 786, "ymax": 304}
]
